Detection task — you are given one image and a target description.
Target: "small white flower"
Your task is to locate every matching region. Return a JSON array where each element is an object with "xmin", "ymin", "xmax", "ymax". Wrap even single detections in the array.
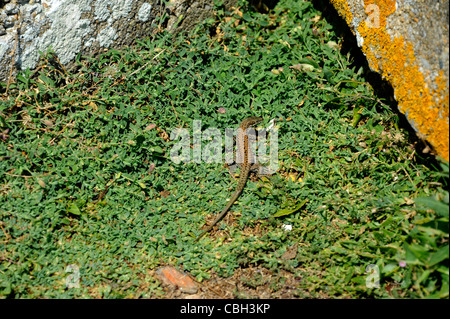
[{"xmin": 282, "ymin": 224, "xmax": 292, "ymax": 232}]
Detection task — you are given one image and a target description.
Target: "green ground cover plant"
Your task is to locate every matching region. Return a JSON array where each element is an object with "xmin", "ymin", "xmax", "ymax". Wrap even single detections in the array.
[{"xmin": 0, "ymin": 0, "xmax": 448, "ymax": 298}]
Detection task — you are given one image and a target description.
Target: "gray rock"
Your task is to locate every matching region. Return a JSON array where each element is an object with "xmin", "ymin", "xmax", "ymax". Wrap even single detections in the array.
[
  {"xmin": 0, "ymin": 0, "xmax": 238, "ymax": 83},
  {"xmin": 4, "ymin": 2, "xmax": 18, "ymax": 15},
  {"xmin": 330, "ymin": 0, "xmax": 449, "ymax": 161}
]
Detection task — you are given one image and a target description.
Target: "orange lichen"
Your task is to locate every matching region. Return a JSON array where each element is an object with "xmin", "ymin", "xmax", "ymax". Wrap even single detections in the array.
[
  {"xmin": 330, "ymin": 0, "xmax": 449, "ymax": 161},
  {"xmin": 363, "ymin": 0, "xmax": 395, "ymax": 31},
  {"xmin": 330, "ymin": 0, "xmax": 354, "ymax": 25}
]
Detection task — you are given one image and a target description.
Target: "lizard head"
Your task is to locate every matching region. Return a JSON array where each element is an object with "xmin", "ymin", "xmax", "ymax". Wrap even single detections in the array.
[{"xmin": 242, "ymin": 116, "xmax": 263, "ymax": 127}]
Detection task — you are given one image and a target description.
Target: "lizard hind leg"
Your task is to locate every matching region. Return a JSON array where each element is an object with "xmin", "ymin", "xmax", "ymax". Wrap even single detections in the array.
[{"xmin": 226, "ymin": 163, "xmax": 241, "ymax": 180}]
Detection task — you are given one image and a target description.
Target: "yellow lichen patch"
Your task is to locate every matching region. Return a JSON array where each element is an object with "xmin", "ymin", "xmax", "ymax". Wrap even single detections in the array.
[
  {"xmin": 363, "ymin": 0, "xmax": 396, "ymax": 28},
  {"xmin": 331, "ymin": 0, "xmax": 449, "ymax": 161},
  {"xmin": 329, "ymin": 0, "xmax": 354, "ymax": 25}
]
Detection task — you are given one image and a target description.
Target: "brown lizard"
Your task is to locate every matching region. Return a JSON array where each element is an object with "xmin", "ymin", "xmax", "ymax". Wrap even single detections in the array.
[{"xmin": 194, "ymin": 116, "xmax": 263, "ymax": 241}]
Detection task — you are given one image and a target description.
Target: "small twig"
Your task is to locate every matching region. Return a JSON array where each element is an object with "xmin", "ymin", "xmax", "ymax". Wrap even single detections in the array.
[
  {"xmin": 169, "ymin": 100, "xmax": 179, "ymax": 121},
  {"xmin": 4, "ymin": 172, "xmax": 45, "ymax": 178},
  {"xmin": 206, "ymin": 285, "xmax": 226, "ymax": 298},
  {"xmin": 50, "ymin": 52, "xmax": 68, "ymax": 76},
  {"xmin": 129, "ymin": 49, "xmax": 167, "ymax": 77},
  {"xmin": 43, "ymin": 117, "xmax": 76, "ymax": 145},
  {"xmin": 33, "ymin": 94, "xmax": 43, "ymax": 113},
  {"xmin": 94, "ymin": 174, "xmax": 116, "ymax": 204},
  {"xmin": 0, "ymin": 222, "xmax": 11, "ymax": 241},
  {"xmin": 47, "ymin": 67, "xmax": 67, "ymax": 79}
]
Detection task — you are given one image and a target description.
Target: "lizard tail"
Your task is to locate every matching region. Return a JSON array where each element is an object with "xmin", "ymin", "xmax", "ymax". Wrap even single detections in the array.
[{"xmin": 194, "ymin": 189, "xmax": 242, "ymax": 242}]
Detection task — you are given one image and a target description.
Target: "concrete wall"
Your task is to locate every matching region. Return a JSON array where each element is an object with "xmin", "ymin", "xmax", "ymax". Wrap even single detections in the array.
[
  {"xmin": 329, "ymin": 0, "xmax": 449, "ymax": 161},
  {"xmin": 0, "ymin": 0, "xmax": 237, "ymax": 82}
]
